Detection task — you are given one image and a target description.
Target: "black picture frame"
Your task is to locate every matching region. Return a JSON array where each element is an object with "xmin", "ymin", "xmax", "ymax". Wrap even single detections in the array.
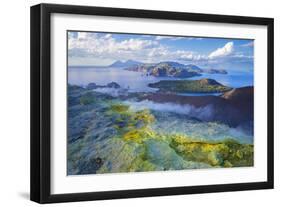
[{"xmin": 30, "ymin": 3, "xmax": 274, "ymax": 204}]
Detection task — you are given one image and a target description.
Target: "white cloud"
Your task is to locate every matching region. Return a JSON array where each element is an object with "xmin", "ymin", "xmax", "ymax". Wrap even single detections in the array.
[
  {"xmin": 186, "ymin": 37, "xmax": 203, "ymax": 40},
  {"xmin": 77, "ymin": 32, "xmax": 88, "ymax": 40},
  {"xmin": 68, "ymin": 32, "xmax": 159, "ymax": 60},
  {"xmin": 146, "ymin": 48, "xmax": 206, "ymax": 62},
  {"xmin": 147, "ymin": 46, "xmax": 169, "ymax": 58},
  {"xmin": 155, "ymin": 36, "xmax": 203, "ymax": 41},
  {"xmin": 175, "ymin": 50, "xmax": 207, "ymax": 61},
  {"xmin": 232, "ymin": 53, "xmax": 253, "ymax": 59},
  {"xmin": 69, "ymin": 32, "xmax": 205, "ymax": 63},
  {"xmin": 69, "ymin": 32, "xmax": 221, "ymax": 64},
  {"xmin": 68, "ymin": 33, "xmax": 251, "ymax": 66},
  {"xmin": 118, "ymin": 38, "xmax": 158, "ymax": 51},
  {"xmin": 155, "ymin": 36, "xmax": 184, "ymax": 41},
  {"xmin": 208, "ymin": 42, "xmax": 234, "ymax": 59},
  {"xmin": 104, "ymin": 34, "xmax": 112, "ymax": 39},
  {"xmin": 241, "ymin": 41, "xmax": 254, "ymax": 47}
]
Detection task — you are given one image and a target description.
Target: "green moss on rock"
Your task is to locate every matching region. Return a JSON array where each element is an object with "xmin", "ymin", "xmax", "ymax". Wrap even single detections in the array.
[{"xmin": 170, "ymin": 135, "xmax": 253, "ymax": 167}]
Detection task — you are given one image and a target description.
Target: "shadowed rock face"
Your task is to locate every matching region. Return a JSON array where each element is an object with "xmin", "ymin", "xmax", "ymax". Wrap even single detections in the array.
[
  {"xmin": 107, "ymin": 82, "xmax": 121, "ymax": 88},
  {"xmin": 86, "ymin": 82, "xmax": 121, "ymax": 90},
  {"xmin": 126, "ymin": 62, "xmax": 202, "ymax": 78},
  {"xmin": 86, "ymin": 82, "xmax": 97, "ymax": 90},
  {"xmin": 149, "ymin": 63, "xmax": 201, "ymax": 78},
  {"xmin": 141, "ymin": 86, "xmax": 254, "ymax": 130},
  {"xmin": 222, "ymin": 86, "xmax": 253, "ymax": 100},
  {"xmin": 124, "ymin": 61, "xmax": 227, "ymax": 77}
]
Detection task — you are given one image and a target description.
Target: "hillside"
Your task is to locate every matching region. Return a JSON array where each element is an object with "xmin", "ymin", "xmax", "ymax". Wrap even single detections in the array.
[
  {"xmin": 126, "ymin": 61, "xmax": 202, "ymax": 78},
  {"xmin": 124, "ymin": 61, "xmax": 227, "ymax": 77},
  {"xmin": 148, "ymin": 78, "xmax": 232, "ymax": 93},
  {"xmin": 140, "ymin": 86, "xmax": 253, "ymax": 129},
  {"xmin": 222, "ymin": 86, "xmax": 253, "ymax": 101}
]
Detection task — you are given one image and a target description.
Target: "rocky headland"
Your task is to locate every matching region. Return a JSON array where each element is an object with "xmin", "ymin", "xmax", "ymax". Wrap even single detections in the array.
[{"xmin": 124, "ymin": 61, "xmax": 227, "ymax": 78}]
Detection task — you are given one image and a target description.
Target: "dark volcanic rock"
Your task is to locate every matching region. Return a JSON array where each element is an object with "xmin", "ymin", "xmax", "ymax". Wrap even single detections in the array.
[
  {"xmin": 126, "ymin": 62, "xmax": 201, "ymax": 78},
  {"xmin": 141, "ymin": 86, "xmax": 253, "ymax": 128},
  {"xmin": 174, "ymin": 69, "xmax": 201, "ymax": 78},
  {"xmin": 149, "ymin": 63, "xmax": 200, "ymax": 78},
  {"xmin": 150, "ymin": 65, "xmax": 170, "ymax": 77},
  {"xmin": 222, "ymin": 86, "xmax": 253, "ymax": 101},
  {"xmin": 86, "ymin": 82, "xmax": 98, "ymax": 90},
  {"xmin": 125, "ymin": 61, "xmax": 227, "ymax": 77},
  {"xmin": 77, "ymin": 157, "xmax": 104, "ymax": 175},
  {"xmin": 86, "ymin": 82, "xmax": 121, "ymax": 90},
  {"xmin": 107, "ymin": 82, "xmax": 121, "ymax": 88},
  {"xmin": 221, "ymin": 86, "xmax": 254, "ymax": 132}
]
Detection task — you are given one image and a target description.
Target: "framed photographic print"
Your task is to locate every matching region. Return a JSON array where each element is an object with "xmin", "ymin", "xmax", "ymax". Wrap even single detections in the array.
[{"xmin": 30, "ymin": 3, "xmax": 274, "ymax": 203}]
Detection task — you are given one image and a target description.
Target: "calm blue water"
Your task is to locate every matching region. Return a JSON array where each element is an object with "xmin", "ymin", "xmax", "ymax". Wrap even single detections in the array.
[
  {"xmin": 190, "ymin": 71, "xmax": 253, "ymax": 88},
  {"xmin": 68, "ymin": 67, "xmax": 253, "ymax": 94}
]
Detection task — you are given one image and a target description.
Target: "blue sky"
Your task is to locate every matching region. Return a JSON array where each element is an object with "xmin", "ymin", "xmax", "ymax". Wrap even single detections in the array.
[{"xmin": 68, "ymin": 31, "xmax": 254, "ymax": 71}]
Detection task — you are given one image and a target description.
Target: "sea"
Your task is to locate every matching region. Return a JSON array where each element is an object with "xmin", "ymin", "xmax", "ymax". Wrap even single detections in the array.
[{"xmin": 68, "ymin": 67, "xmax": 253, "ymax": 95}]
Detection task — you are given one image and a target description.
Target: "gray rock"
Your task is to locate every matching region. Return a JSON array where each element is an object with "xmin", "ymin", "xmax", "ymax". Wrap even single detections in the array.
[
  {"xmin": 86, "ymin": 82, "xmax": 98, "ymax": 90},
  {"xmin": 106, "ymin": 82, "xmax": 121, "ymax": 88}
]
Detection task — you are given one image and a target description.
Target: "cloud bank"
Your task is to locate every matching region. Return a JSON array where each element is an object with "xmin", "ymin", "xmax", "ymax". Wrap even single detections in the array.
[
  {"xmin": 68, "ymin": 32, "xmax": 253, "ymax": 67},
  {"xmin": 208, "ymin": 42, "xmax": 234, "ymax": 59},
  {"xmin": 125, "ymin": 100, "xmax": 214, "ymax": 121}
]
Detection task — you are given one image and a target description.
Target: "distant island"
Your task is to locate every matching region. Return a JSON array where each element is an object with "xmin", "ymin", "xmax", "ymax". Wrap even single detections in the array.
[
  {"xmin": 69, "ymin": 60, "xmax": 228, "ymax": 78},
  {"xmin": 111, "ymin": 60, "xmax": 228, "ymax": 78},
  {"xmin": 109, "ymin": 59, "xmax": 142, "ymax": 67},
  {"xmin": 148, "ymin": 78, "xmax": 232, "ymax": 93}
]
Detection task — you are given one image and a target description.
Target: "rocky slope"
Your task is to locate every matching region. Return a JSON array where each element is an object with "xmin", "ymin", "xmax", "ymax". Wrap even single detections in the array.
[
  {"xmin": 140, "ymin": 86, "xmax": 253, "ymax": 130},
  {"xmin": 148, "ymin": 78, "xmax": 232, "ymax": 93},
  {"xmin": 125, "ymin": 61, "xmax": 227, "ymax": 77},
  {"xmin": 67, "ymin": 85, "xmax": 254, "ymax": 175}
]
